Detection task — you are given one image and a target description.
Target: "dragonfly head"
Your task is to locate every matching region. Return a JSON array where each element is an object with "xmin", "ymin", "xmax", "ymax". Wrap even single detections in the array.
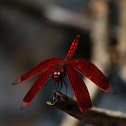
[{"xmin": 52, "ymin": 71, "xmax": 61, "ymax": 82}]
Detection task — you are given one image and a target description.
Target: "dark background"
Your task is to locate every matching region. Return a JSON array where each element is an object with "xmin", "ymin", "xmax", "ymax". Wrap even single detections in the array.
[{"xmin": 0, "ymin": 0, "xmax": 126, "ymax": 126}]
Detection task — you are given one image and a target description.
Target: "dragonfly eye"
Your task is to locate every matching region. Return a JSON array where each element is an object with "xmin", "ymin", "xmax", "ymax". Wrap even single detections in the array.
[
  {"xmin": 53, "ymin": 72, "xmax": 61, "ymax": 76},
  {"xmin": 54, "ymin": 72, "xmax": 57, "ymax": 75}
]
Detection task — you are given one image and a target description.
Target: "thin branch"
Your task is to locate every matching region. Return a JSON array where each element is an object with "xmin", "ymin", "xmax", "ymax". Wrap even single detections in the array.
[{"xmin": 47, "ymin": 91, "xmax": 126, "ymax": 126}]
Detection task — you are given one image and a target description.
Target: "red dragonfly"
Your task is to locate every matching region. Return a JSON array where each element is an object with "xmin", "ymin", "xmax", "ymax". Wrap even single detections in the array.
[{"xmin": 13, "ymin": 35, "xmax": 115, "ymax": 114}]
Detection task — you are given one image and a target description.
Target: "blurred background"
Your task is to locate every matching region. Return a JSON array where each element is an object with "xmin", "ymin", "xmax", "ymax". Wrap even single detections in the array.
[{"xmin": 0, "ymin": 0, "xmax": 126, "ymax": 126}]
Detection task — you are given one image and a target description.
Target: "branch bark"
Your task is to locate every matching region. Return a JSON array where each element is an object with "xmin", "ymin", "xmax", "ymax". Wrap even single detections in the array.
[{"xmin": 47, "ymin": 91, "xmax": 126, "ymax": 126}]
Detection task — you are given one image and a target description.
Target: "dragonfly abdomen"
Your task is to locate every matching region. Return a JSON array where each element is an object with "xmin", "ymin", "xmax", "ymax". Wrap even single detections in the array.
[{"xmin": 65, "ymin": 35, "xmax": 80, "ymax": 62}]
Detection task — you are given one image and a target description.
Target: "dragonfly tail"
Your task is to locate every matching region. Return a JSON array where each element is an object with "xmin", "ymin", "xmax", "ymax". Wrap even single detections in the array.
[{"xmin": 64, "ymin": 35, "xmax": 80, "ymax": 62}]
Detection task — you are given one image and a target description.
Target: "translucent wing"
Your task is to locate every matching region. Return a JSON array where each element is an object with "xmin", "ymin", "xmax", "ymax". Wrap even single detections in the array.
[
  {"xmin": 70, "ymin": 58, "xmax": 116, "ymax": 94},
  {"xmin": 21, "ymin": 64, "xmax": 57, "ymax": 110},
  {"xmin": 66, "ymin": 64, "xmax": 92, "ymax": 114},
  {"xmin": 13, "ymin": 58, "xmax": 63, "ymax": 85}
]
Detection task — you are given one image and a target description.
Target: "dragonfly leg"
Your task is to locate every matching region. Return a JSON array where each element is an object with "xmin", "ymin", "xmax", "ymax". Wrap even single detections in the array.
[
  {"xmin": 54, "ymin": 81, "xmax": 57, "ymax": 90},
  {"xmin": 54, "ymin": 81, "xmax": 57, "ymax": 86},
  {"xmin": 55, "ymin": 82, "xmax": 59, "ymax": 91},
  {"xmin": 63, "ymin": 79, "xmax": 67, "ymax": 95},
  {"xmin": 59, "ymin": 80, "xmax": 63, "ymax": 92}
]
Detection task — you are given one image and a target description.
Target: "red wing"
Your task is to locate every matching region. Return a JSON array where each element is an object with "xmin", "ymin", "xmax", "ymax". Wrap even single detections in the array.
[
  {"xmin": 66, "ymin": 64, "xmax": 92, "ymax": 114},
  {"xmin": 13, "ymin": 58, "xmax": 63, "ymax": 85},
  {"xmin": 21, "ymin": 64, "xmax": 57, "ymax": 110},
  {"xmin": 70, "ymin": 58, "xmax": 116, "ymax": 94}
]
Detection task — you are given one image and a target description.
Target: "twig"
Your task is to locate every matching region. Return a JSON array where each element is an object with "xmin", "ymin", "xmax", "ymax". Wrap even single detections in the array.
[{"xmin": 47, "ymin": 91, "xmax": 126, "ymax": 126}]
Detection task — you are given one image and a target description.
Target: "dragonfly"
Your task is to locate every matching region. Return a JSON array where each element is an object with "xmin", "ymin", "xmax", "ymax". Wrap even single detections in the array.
[{"xmin": 13, "ymin": 35, "xmax": 116, "ymax": 114}]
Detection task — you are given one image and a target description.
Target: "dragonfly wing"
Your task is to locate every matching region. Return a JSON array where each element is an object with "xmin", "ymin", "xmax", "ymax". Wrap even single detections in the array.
[
  {"xmin": 66, "ymin": 64, "xmax": 92, "ymax": 114},
  {"xmin": 21, "ymin": 64, "xmax": 57, "ymax": 110},
  {"xmin": 71, "ymin": 58, "xmax": 116, "ymax": 94},
  {"xmin": 13, "ymin": 58, "xmax": 63, "ymax": 85}
]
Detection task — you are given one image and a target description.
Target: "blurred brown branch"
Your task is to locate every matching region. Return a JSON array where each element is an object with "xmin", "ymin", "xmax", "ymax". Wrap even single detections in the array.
[
  {"xmin": 117, "ymin": 0, "xmax": 126, "ymax": 83},
  {"xmin": 0, "ymin": 0, "xmax": 91, "ymax": 32},
  {"xmin": 47, "ymin": 91, "xmax": 126, "ymax": 126},
  {"xmin": 0, "ymin": 0, "xmax": 118, "ymax": 37}
]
